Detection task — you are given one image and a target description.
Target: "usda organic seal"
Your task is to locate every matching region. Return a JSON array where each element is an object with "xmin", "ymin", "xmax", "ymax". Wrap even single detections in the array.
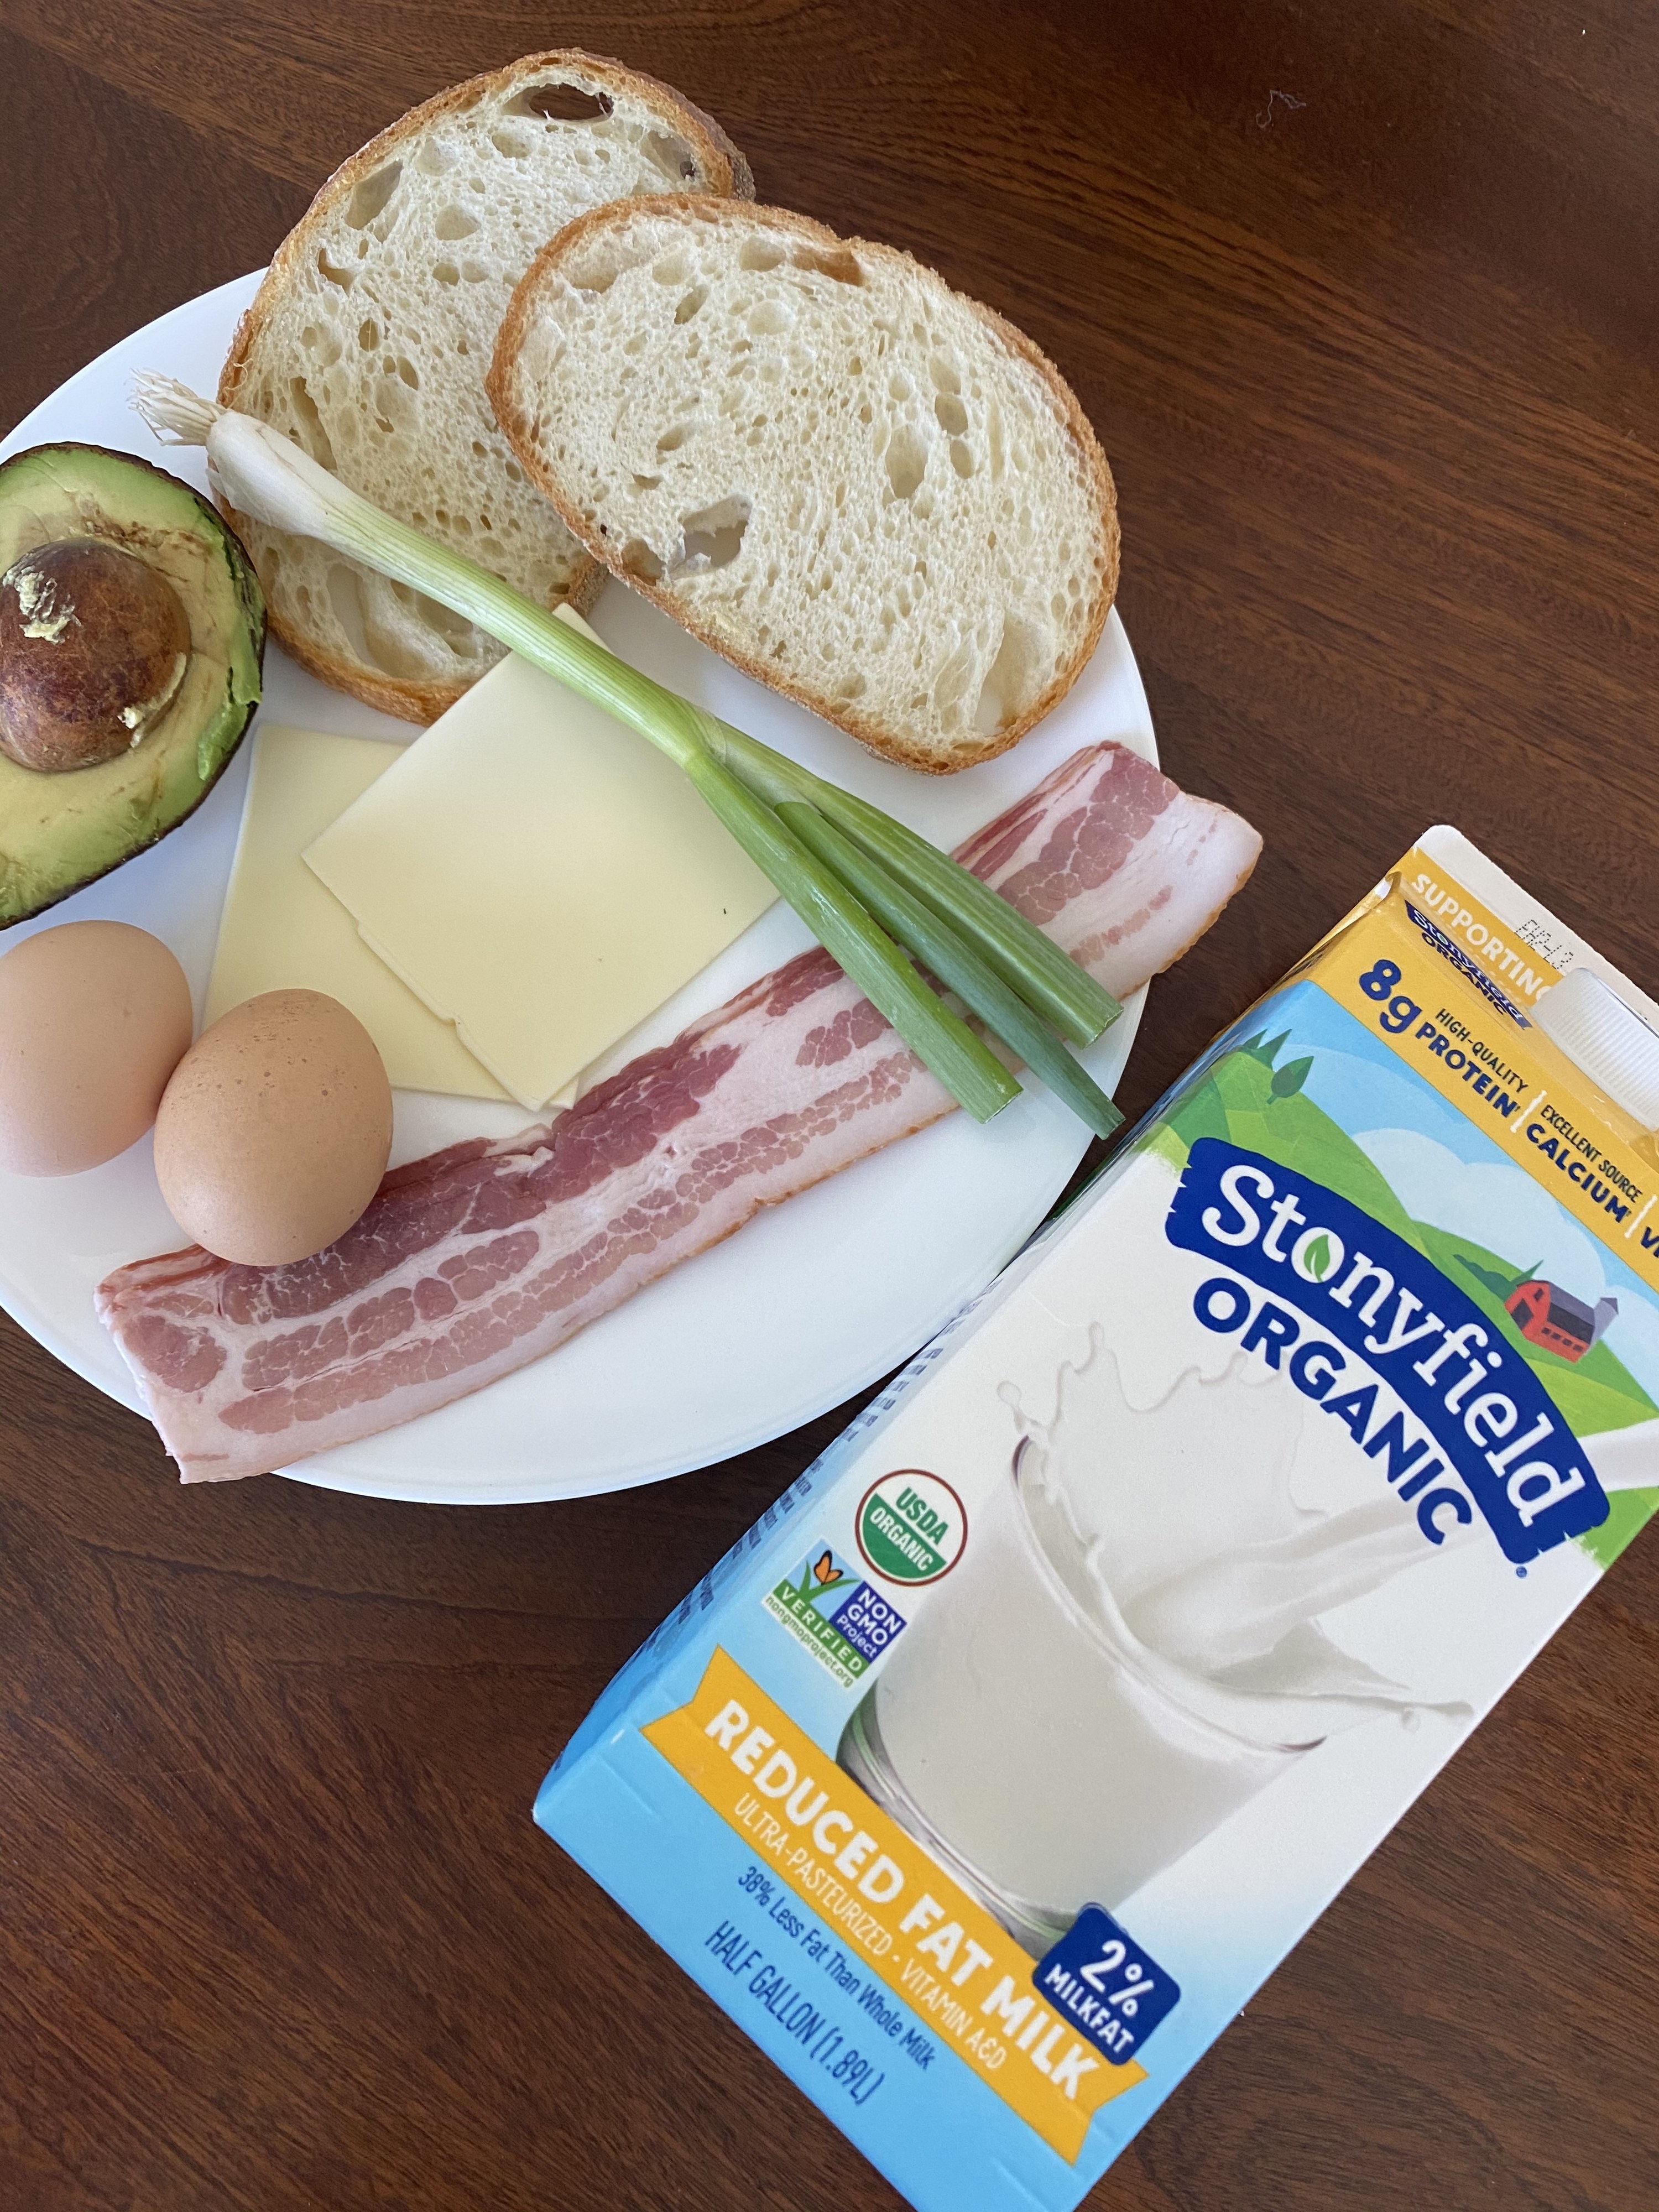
[{"xmin": 854, "ymin": 1469, "xmax": 967, "ymax": 1586}]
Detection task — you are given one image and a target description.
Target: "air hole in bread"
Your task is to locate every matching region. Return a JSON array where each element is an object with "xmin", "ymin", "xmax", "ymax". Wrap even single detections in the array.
[
  {"xmin": 418, "ymin": 135, "xmax": 458, "ymax": 174},
  {"xmin": 928, "ymin": 356, "xmax": 962, "ymax": 395},
  {"xmin": 387, "ymin": 577, "xmax": 488, "ymax": 661},
  {"xmin": 645, "ymin": 131, "xmax": 700, "ymax": 182},
  {"xmin": 833, "ymin": 671, "xmax": 867, "ymax": 700},
  {"xmin": 490, "ymin": 127, "xmax": 531, "ymax": 159},
  {"xmin": 657, "ymin": 423, "xmax": 692, "ymax": 453},
  {"xmin": 749, "ymin": 299, "xmax": 793, "ymax": 337},
  {"xmin": 675, "ymin": 286, "xmax": 708, "ymax": 325},
  {"xmin": 346, "ymin": 163, "xmax": 402, "ymax": 229},
  {"xmin": 461, "ymin": 260, "xmax": 489, "ymax": 284},
  {"xmin": 651, "ymin": 252, "xmax": 693, "ymax": 286},
  {"xmin": 739, "ymin": 239, "xmax": 786, "ymax": 273},
  {"xmin": 933, "ymin": 393, "xmax": 968, "ymax": 436},
  {"xmin": 674, "ymin": 497, "xmax": 750, "ymax": 573},
  {"xmin": 568, "ymin": 252, "xmax": 622, "ymax": 295},
  {"xmin": 509, "ymin": 81, "xmax": 613, "ymax": 122},
  {"xmin": 286, "ymin": 378, "xmax": 337, "ymax": 471},
  {"xmin": 885, "ymin": 425, "xmax": 928, "ymax": 502},
  {"xmin": 300, "ymin": 322, "xmax": 342, "ymax": 368},
  {"xmin": 932, "ymin": 640, "xmax": 977, "ymax": 723},
  {"xmin": 414, "ymin": 584, "xmax": 484, "ymax": 650},
  {"xmin": 621, "ymin": 538, "xmax": 665, "ymax": 582},
  {"xmin": 950, "ymin": 439, "xmax": 974, "ymax": 478},
  {"xmin": 317, "ymin": 248, "xmax": 353, "ymax": 291},
  {"xmin": 435, "ymin": 205, "xmax": 479, "ymax": 241},
  {"xmin": 632, "ymin": 473, "xmax": 662, "ymax": 492},
  {"xmin": 327, "ymin": 563, "xmax": 374, "ymax": 664},
  {"xmin": 794, "ymin": 247, "xmax": 864, "ymax": 285},
  {"xmin": 395, "ymin": 356, "xmax": 419, "ymax": 388},
  {"xmin": 358, "ymin": 320, "xmax": 380, "ymax": 352},
  {"xmin": 973, "ymin": 615, "xmax": 1041, "ymax": 735}
]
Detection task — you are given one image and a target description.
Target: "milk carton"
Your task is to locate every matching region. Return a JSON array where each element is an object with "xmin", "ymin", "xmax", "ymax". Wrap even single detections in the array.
[{"xmin": 535, "ymin": 830, "xmax": 1659, "ymax": 2211}]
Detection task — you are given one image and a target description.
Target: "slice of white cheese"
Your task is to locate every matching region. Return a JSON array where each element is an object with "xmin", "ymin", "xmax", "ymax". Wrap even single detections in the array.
[
  {"xmin": 207, "ymin": 724, "xmax": 514, "ymax": 1102},
  {"xmin": 302, "ymin": 612, "xmax": 779, "ymax": 1110}
]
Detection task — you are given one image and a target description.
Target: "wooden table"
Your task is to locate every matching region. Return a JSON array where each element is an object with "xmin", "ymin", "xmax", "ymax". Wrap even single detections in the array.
[{"xmin": 3, "ymin": 6, "xmax": 1656, "ymax": 2207}]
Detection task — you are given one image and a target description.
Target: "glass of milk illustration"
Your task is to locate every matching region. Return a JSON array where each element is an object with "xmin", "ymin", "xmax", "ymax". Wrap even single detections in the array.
[{"xmin": 841, "ymin": 1331, "xmax": 1450, "ymax": 1954}]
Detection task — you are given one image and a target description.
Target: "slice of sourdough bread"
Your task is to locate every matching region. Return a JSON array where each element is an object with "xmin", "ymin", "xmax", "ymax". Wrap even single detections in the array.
[
  {"xmin": 218, "ymin": 53, "xmax": 752, "ymax": 722},
  {"xmin": 488, "ymin": 199, "xmax": 1118, "ymax": 773}
]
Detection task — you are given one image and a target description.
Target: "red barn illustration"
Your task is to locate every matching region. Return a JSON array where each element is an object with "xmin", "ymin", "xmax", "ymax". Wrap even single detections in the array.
[{"xmin": 1505, "ymin": 1279, "xmax": 1618, "ymax": 1363}]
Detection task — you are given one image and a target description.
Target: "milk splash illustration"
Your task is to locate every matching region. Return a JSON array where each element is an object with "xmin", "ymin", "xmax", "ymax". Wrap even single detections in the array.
[{"xmin": 844, "ymin": 1331, "xmax": 1469, "ymax": 1949}]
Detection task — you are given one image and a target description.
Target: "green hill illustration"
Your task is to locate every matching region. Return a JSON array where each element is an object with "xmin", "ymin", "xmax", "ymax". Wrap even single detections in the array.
[{"xmin": 1145, "ymin": 1032, "xmax": 1659, "ymax": 1569}]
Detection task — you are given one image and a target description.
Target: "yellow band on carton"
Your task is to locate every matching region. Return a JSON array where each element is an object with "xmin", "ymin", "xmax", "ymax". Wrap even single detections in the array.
[
  {"xmin": 1314, "ymin": 880, "xmax": 1659, "ymax": 1286},
  {"xmin": 644, "ymin": 1648, "xmax": 1147, "ymax": 2161}
]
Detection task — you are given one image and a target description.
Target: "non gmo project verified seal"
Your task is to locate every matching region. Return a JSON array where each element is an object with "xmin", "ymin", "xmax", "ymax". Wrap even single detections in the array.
[
  {"xmin": 763, "ymin": 1546, "xmax": 906, "ymax": 1688},
  {"xmin": 1035, "ymin": 1905, "xmax": 1181, "ymax": 2065}
]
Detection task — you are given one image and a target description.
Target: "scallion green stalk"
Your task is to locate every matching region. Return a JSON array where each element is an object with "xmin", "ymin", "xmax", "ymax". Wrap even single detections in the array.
[
  {"xmin": 683, "ymin": 765, "xmax": 1019, "ymax": 1121},
  {"xmin": 713, "ymin": 731, "xmax": 1121, "ymax": 1047},
  {"xmin": 778, "ymin": 800, "xmax": 1122, "ymax": 1139}
]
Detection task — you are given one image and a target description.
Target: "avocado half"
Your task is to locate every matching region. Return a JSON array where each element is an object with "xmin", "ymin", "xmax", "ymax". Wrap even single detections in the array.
[{"xmin": 0, "ymin": 444, "xmax": 265, "ymax": 927}]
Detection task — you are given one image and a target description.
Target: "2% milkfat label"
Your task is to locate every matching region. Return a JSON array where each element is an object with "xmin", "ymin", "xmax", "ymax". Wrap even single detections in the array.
[{"xmin": 1035, "ymin": 1907, "xmax": 1181, "ymax": 2067}]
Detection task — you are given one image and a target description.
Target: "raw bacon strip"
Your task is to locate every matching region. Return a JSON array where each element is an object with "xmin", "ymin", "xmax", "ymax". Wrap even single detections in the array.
[{"xmin": 97, "ymin": 745, "xmax": 1260, "ymax": 1481}]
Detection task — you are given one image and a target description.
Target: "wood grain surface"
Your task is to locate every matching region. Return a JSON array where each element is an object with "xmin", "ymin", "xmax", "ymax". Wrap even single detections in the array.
[{"xmin": 3, "ymin": 5, "xmax": 1657, "ymax": 2208}]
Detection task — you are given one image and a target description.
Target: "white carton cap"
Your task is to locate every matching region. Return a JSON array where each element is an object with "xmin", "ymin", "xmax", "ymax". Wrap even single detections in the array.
[{"xmin": 1533, "ymin": 968, "xmax": 1659, "ymax": 1130}]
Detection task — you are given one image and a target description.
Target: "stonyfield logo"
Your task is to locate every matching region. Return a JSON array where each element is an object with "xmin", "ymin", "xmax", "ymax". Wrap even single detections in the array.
[
  {"xmin": 762, "ymin": 1546, "xmax": 907, "ymax": 1688},
  {"xmin": 1166, "ymin": 1138, "xmax": 1609, "ymax": 1564},
  {"xmin": 855, "ymin": 1471, "xmax": 968, "ymax": 1587}
]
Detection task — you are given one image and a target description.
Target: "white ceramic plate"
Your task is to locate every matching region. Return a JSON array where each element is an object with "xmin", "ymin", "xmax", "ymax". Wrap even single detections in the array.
[{"xmin": 0, "ymin": 274, "xmax": 1156, "ymax": 1504}]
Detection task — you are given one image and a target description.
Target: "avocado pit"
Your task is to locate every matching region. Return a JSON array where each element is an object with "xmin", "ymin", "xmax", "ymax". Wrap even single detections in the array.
[{"xmin": 0, "ymin": 538, "xmax": 192, "ymax": 773}]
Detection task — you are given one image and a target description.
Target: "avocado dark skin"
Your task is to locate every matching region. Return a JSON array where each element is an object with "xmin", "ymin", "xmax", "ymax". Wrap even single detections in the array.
[
  {"xmin": 0, "ymin": 539, "xmax": 193, "ymax": 773},
  {"xmin": 0, "ymin": 445, "xmax": 265, "ymax": 927}
]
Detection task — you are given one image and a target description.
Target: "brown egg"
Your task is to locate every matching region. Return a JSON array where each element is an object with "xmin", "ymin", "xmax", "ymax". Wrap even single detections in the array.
[
  {"xmin": 154, "ymin": 989, "xmax": 393, "ymax": 1265},
  {"xmin": 0, "ymin": 921, "xmax": 193, "ymax": 1175}
]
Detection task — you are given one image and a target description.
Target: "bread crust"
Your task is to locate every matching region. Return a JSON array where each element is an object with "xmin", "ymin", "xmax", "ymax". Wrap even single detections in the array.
[
  {"xmin": 219, "ymin": 53, "xmax": 754, "ymax": 724},
  {"xmin": 488, "ymin": 197, "xmax": 1119, "ymax": 773}
]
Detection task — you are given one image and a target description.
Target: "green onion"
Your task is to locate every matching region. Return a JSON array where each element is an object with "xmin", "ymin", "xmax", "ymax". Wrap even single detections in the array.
[
  {"xmin": 682, "ymin": 764, "xmax": 1019, "ymax": 1121},
  {"xmin": 778, "ymin": 800, "xmax": 1123, "ymax": 1139},
  {"xmin": 708, "ymin": 729, "xmax": 1121, "ymax": 1048},
  {"xmin": 132, "ymin": 377, "xmax": 1118, "ymax": 1129}
]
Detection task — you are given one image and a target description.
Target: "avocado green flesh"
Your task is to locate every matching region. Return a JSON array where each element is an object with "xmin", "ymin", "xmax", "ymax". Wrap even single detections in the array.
[{"xmin": 0, "ymin": 444, "xmax": 265, "ymax": 927}]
